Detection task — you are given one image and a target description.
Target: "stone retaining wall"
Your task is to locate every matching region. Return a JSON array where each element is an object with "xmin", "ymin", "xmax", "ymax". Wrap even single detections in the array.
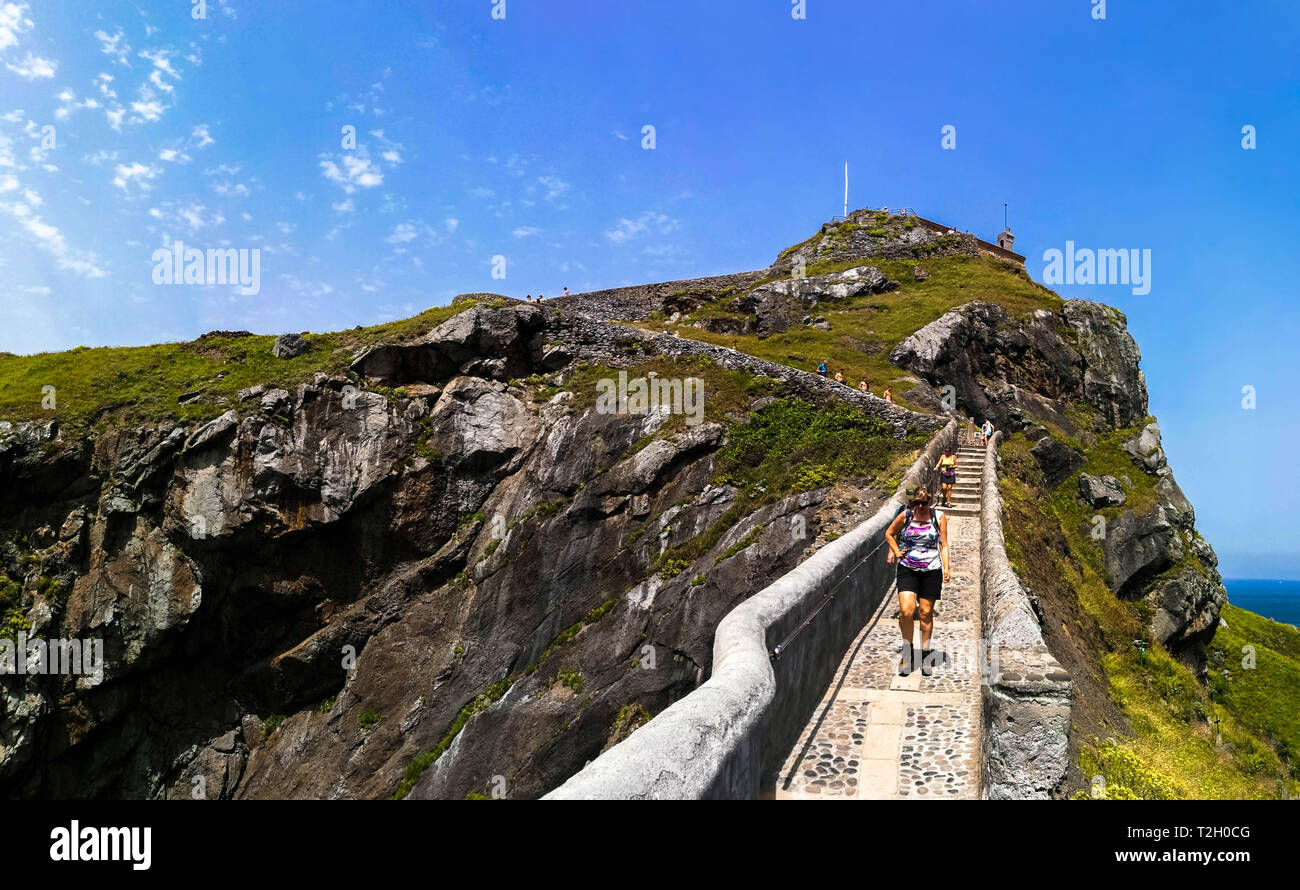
[
  {"xmin": 550, "ymin": 270, "xmax": 771, "ymax": 322},
  {"xmin": 979, "ymin": 431, "xmax": 1073, "ymax": 799},
  {"xmin": 544, "ymin": 419, "xmax": 959, "ymax": 799}
]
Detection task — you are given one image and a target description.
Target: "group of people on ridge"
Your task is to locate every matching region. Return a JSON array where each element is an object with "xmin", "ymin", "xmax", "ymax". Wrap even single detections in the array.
[
  {"xmin": 814, "ymin": 360, "xmax": 891, "ymax": 402},
  {"xmin": 524, "ymin": 287, "xmax": 571, "ymax": 302}
]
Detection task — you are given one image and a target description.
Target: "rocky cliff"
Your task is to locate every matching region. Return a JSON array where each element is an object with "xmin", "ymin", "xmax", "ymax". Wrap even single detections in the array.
[
  {"xmin": 889, "ymin": 300, "xmax": 1225, "ymax": 678},
  {"xmin": 0, "ymin": 292, "xmax": 936, "ymax": 799}
]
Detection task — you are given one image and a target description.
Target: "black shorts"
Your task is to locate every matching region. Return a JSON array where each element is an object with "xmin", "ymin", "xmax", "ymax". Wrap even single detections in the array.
[
  {"xmin": 897, "ymin": 564, "xmax": 942, "ymax": 600},
  {"xmin": 941, "ymin": 471, "xmax": 956, "ymax": 484}
]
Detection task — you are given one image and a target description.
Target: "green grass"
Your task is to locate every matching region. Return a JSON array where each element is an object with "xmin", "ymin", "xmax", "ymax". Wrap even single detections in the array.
[
  {"xmin": 0, "ymin": 303, "xmax": 475, "ymax": 431},
  {"xmin": 392, "ymin": 678, "xmax": 513, "ymax": 800},
  {"xmin": 712, "ymin": 396, "xmax": 926, "ymax": 496},
  {"xmin": 523, "ymin": 598, "xmax": 617, "ymax": 675},
  {"xmin": 998, "ymin": 430, "xmax": 1298, "ymax": 799},
  {"xmin": 1207, "ymin": 603, "xmax": 1300, "ymax": 779},
  {"xmin": 0, "ymin": 576, "xmax": 29, "ymax": 637}
]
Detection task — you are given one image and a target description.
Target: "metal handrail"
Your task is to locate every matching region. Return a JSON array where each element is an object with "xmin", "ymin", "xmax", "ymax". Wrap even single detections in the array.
[{"xmin": 769, "ymin": 533, "xmax": 894, "ymax": 660}]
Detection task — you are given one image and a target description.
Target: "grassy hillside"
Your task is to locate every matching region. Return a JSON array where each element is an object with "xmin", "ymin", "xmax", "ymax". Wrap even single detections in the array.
[
  {"xmin": 999, "ymin": 432, "xmax": 1299, "ymax": 799},
  {"xmin": 0, "ymin": 303, "xmax": 476, "ymax": 432},
  {"xmin": 636, "ymin": 253, "xmax": 1060, "ymax": 412}
]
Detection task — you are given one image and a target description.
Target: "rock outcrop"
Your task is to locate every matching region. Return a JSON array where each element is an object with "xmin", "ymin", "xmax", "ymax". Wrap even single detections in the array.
[
  {"xmin": 888, "ymin": 298, "xmax": 1224, "ymax": 675},
  {"xmin": 727, "ymin": 266, "xmax": 898, "ymax": 337}
]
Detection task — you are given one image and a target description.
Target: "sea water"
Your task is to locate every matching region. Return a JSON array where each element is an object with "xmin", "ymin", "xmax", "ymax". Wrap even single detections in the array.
[{"xmin": 1224, "ymin": 579, "xmax": 1300, "ymax": 626}]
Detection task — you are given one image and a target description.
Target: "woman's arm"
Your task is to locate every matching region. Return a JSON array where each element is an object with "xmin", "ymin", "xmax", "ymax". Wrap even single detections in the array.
[
  {"xmin": 939, "ymin": 514, "xmax": 950, "ymax": 580},
  {"xmin": 885, "ymin": 512, "xmax": 905, "ymax": 562}
]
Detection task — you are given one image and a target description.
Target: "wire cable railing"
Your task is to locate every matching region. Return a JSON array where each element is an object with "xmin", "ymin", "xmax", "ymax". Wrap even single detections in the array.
[{"xmin": 769, "ymin": 533, "xmax": 895, "ymax": 660}]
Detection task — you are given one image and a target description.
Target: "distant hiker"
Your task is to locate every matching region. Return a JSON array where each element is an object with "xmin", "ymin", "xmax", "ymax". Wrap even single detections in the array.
[
  {"xmin": 885, "ymin": 486, "xmax": 950, "ymax": 677},
  {"xmin": 858, "ymin": 379, "xmax": 869, "ymax": 393},
  {"xmin": 936, "ymin": 447, "xmax": 958, "ymax": 507},
  {"xmin": 834, "ymin": 370, "xmax": 845, "ymax": 383},
  {"xmin": 981, "ymin": 418, "xmax": 994, "ymax": 444},
  {"xmin": 537, "ymin": 293, "xmax": 545, "ymax": 302},
  {"xmin": 816, "ymin": 361, "xmax": 828, "ymax": 377},
  {"xmin": 525, "ymin": 294, "xmax": 533, "ymax": 301},
  {"xmin": 883, "ymin": 387, "xmax": 893, "ymax": 403},
  {"xmin": 563, "ymin": 287, "xmax": 571, "ymax": 296}
]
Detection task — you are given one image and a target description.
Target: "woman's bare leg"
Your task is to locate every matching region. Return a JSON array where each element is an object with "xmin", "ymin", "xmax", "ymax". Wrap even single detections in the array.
[
  {"xmin": 917, "ymin": 596, "xmax": 935, "ymax": 650},
  {"xmin": 898, "ymin": 590, "xmax": 918, "ymax": 651}
]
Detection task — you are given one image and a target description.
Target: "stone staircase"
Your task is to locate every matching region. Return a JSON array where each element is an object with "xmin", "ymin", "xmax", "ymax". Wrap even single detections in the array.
[
  {"xmin": 939, "ymin": 443, "xmax": 986, "ymax": 518},
  {"xmin": 770, "ymin": 434, "xmax": 987, "ymax": 800}
]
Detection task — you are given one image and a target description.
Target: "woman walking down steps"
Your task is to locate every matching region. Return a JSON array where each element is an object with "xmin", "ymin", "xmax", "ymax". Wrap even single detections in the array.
[
  {"xmin": 774, "ymin": 436, "xmax": 989, "ymax": 799},
  {"xmin": 885, "ymin": 485, "xmax": 949, "ymax": 677}
]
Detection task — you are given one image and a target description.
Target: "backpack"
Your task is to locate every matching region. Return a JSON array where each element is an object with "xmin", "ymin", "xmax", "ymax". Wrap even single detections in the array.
[{"xmin": 896, "ymin": 505, "xmax": 943, "ymax": 564}]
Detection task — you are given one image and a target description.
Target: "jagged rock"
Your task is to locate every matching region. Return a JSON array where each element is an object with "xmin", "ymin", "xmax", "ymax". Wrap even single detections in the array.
[
  {"xmin": 184, "ymin": 410, "xmax": 239, "ymax": 453},
  {"xmin": 259, "ymin": 388, "xmax": 292, "ymax": 415},
  {"xmin": 890, "ymin": 299, "xmax": 1147, "ymax": 436},
  {"xmin": 272, "ymin": 333, "xmax": 310, "ymax": 359},
  {"xmin": 1146, "ymin": 567, "xmax": 1226, "ymax": 676},
  {"xmin": 351, "ymin": 304, "xmax": 544, "ymax": 385},
  {"xmin": 912, "ymin": 266, "xmax": 929, "ymax": 281},
  {"xmin": 540, "ymin": 344, "xmax": 573, "ymax": 370},
  {"xmin": 732, "ymin": 266, "xmax": 897, "ymax": 337},
  {"xmin": 1123, "ymin": 421, "xmax": 1166, "ymax": 473},
  {"xmin": 237, "ymin": 384, "xmax": 266, "ymax": 402},
  {"xmin": 1155, "ymin": 474, "xmax": 1194, "ymax": 527},
  {"xmin": 427, "ymin": 377, "xmax": 541, "ymax": 474},
  {"xmin": 1063, "ymin": 301, "xmax": 1147, "ymax": 429},
  {"xmin": 1078, "ymin": 473, "xmax": 1126, "ymax": 507},
  {"xmin": 1102, "ymin": 506, "xmax": 1181, "ymax": 597},
  {"xmin": 1031, "ymin": 436, "xmax": 1084, "ymax": 487}
]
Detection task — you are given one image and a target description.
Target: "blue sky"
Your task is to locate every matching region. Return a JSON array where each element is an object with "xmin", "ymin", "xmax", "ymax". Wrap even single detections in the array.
[{"xmin": 0, "ymin": 0, "xmax": 1296, "ymax": 578}]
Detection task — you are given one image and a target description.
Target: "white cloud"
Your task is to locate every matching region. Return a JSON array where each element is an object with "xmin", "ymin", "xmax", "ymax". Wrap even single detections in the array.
[
  {"xmin": 276, "ymin": 221, "xmax": 296, "ymax": 234},
  {"xmin": 444, "ymin": 218, "xmax": 459, "ymax": 233},
  {"xmin": 0, "ymin": 196, "xmax": 107, "ymax": 278},
  {"xmin": 5, "ymin": 52, "xmax": 56, "ymax": 79},
  {"xmin": 94, "ymin": 29, "xmax": 131, "ymax": 66},
  {"xmin": 385, "ymin": 222, "xmax": 418, "ymax": 244},
  {"xmin": 159, "ymin": 147, "xmax": 191, "ymax": 164},
  {"xmin": 0, "ymin": 3, "xmax": 33, "ymax": 53},
  {"xmin": 139, "ymin": 49, "xmax": 179, "ymax": 80},
  {"xmin": 211, "ymin": 180, "xmax": 250, "ymax": 197},
  {"xmin": 538, "ymin": 175, "xmax": 570, "ymax": 201},
  {"xmin": 112, "ymin": 161, "xmax": 160, "ymax": 193},
  {"xmin": 332, "ymin": 198, "xmax": 354, "ymax": 214},
  {"xmin": 512, "ymin": 226, "xmax": 541, "ymax": 238},
  {"xmin": 83, "ymin": 149, "xmax": 119, "ymax": 166},
  {"xmin": 605, "ymin": 211, "xmax": 678, "ymax": 244},
  {"xmin": 191, "ymin": 124, "xmax": 214, "ymax": 147},
  {"xmin": 148, "ymin": 201, "xmax": 224, "ymax": 232},
  {"xmin": 319, "ymin": 152, "xmax": 383, "ymax": 193},
  {"xmin": 130, "ymin": 98, "xmax": 164, "ymax": 121}
]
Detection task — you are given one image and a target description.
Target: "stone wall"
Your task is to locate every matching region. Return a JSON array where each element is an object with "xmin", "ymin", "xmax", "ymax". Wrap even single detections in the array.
[
  {"xmin": 979, "ymin": 431, "xmax": 1073, "ymax": 799},
  {"xmin": 549, "ymin": 270, "xmax": 771, "ymax": 322},
  {"xmin": 544, "ymin": 419, "xmax": 959, "ymax": 799}
]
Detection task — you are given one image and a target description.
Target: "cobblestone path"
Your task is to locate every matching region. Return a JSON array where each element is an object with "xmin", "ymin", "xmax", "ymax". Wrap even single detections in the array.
[{"xmin": 772, "ymin": 443, "xmax": 986, "ymax": 800}]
